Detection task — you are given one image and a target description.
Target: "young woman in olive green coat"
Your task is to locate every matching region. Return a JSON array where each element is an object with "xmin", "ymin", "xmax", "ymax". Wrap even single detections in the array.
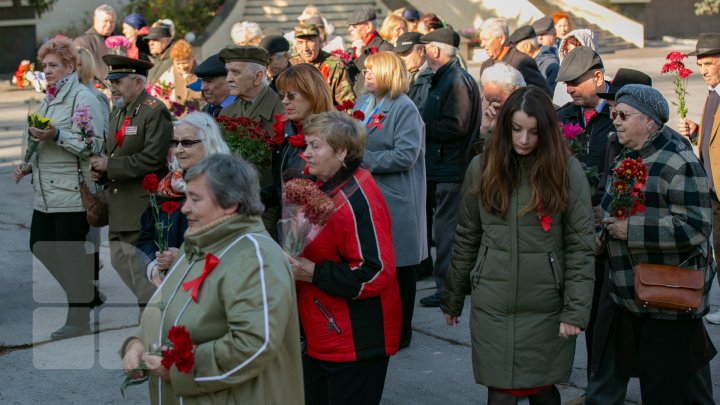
[{"xmin": 441, "ymin": 86, "xmax": 595, "ymax": 405}]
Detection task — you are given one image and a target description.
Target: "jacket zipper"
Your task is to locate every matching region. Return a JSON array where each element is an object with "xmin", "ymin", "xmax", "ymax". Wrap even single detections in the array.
[
  {"xmin": 314, "ymin": 298, "xmax": 341, "ymax": 334},
  {"xmin": 548, "ymin": 251, "xmax": 562, "ymax": 292}
]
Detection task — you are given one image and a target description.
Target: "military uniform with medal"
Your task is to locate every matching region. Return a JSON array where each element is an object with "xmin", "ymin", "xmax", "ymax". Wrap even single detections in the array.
[{"xmin": 91, "ymin": 55, "xmax": 173, "ymax": 306}]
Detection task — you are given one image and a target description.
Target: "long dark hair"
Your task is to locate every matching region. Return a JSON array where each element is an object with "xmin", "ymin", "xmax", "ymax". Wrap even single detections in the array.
[{"xmin": 478, "ymin": 86, "xmax": 569, "ymax": 217}]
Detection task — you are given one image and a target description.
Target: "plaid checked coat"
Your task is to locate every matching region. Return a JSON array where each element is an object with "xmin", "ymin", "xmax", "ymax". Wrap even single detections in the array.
[{"xmin": 601, "ymin": 127, "xmax": 716, "ymax": 320}]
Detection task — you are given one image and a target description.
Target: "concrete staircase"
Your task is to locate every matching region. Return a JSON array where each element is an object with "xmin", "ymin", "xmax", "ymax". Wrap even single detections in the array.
[
  {"xmin": 528, "ymin": 0, "xmax": 636, "ymax": 54},
  {"xmin": 242, "ymin": 0, "xmax": 388, "ymax": 42}
]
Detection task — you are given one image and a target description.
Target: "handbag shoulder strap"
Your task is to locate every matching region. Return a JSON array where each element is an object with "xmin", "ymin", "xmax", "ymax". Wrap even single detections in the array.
[{"xmin": 623, "ymin": 239, "xmax": 710, "ymax": 268}]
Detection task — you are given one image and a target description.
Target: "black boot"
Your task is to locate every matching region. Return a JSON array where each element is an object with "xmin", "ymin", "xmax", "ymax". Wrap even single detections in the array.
[
  {"xmin": 50, "ymin": 307, "xmax": 91, "ymax": 340},
  {"xmin": 487, "ymin": 389, "xmax": 519, "ymax": 405},
  {"xmin": 528, "ymin": 385, "xmax": 560, "ymax": 405}
]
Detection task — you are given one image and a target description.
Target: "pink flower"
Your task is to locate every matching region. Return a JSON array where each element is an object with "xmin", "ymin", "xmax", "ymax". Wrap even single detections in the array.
[
  {"xmin": 104, "ymin": 35, "xmax": 131, "ymax": 49},
  {"xmin": 561, "ymin": 122, "xmax": 583, "ymax": 139}
]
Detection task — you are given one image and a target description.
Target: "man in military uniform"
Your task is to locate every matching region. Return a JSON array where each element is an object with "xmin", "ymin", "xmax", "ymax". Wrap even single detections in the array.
[
  {"xmin": 145, "ymin": 24, "xmax": 174, "ymax": 86},
  {"xmin": 290, "ymin": 23, "xmax": 355, "ymax": 106},
  {"xmin": 346, "ymin": 7, "xmax": 393, "ymax": 95},
  {"xmin": 89, "ymin": 55, "xmax": 173, "ymax": 307},
  {"xmin": 186, "ymin": 53, "xmax": 236, "ymax": 118}
]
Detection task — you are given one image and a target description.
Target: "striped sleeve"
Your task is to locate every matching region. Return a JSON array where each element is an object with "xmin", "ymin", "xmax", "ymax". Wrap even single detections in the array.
[{"xmin": 312, "ymin": 178, "xmax": 395, "ymax": 299}]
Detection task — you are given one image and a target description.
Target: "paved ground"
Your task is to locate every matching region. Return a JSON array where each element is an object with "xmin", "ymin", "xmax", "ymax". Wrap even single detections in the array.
[{"xmin": 1, "ymin": 43, "xmax": 719, "ymax": 404}]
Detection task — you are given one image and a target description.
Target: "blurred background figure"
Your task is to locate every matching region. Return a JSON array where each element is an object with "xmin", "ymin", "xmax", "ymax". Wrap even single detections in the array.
[
  {"xmin": 532, "ymin": 16, "xmax": 557, "ymax": 49},
  {"xmin": 402, "ymin": 8, "xmax": 421, "ymax": 32},
  {"xmin": 417, "ymin": 13, "xmax": 443, "ymax": 35},
  {"xmin": 260, "ymin": 35, "xmax": 291, "ymax": 93},
  {"xmin": 189, "ymin": 54, "xmax": 235, "ymax": 117},
  {"xmin": 73, "ymin": 3, "xmax": 117, "ymax": 83},
  {"xmin": 379, "ymin": 14, "xmax": 408, "ymax": 46},
  {"xmin": 122, "ymin": 12, "xmax": 150, "ymax": 60},
  {"xmin": 158, "ymin": 39, "xmax": 202, "ymax": 115},
  {"xmin": 551, "ymin": 11, "xmax": 572, "ymax": 48},
  {"xmin": 510, "ymin": 25, "xmax": 559, "ymax": 92},
  {"xmin": 145, "ymin": 21, "xmax": 175, "ymax": 86},
  {"xmin": 231, "ymin": 21, "xmax": 263, "ymax": 46}
]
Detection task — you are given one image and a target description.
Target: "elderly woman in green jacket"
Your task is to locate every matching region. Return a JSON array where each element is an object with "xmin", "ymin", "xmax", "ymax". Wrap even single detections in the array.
[
  {"xmin": 441, "ymin": 86, "xmax": 595, "ymax": 405},
  {"xmin": 121, "ymin": 154, "xmax": 303, "ymax": 404}
]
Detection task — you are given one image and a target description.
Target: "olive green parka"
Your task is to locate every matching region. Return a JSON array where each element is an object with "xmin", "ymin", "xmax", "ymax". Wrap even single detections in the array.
[{"xmin": 441, "ymin": 155, "xmax": 595, "ymax": 389}]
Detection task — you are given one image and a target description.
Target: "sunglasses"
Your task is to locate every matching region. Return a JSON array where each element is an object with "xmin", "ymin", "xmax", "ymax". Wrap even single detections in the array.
[
  {"xmin": 278, "ymin": 92, "xmax": 299, "ymax": 101},
  {"xmin": 170, "ymin": 139, "xmax": 202, "ymax": 148},
  {"xmin": 361, "ymin": 69, "xmax": 373, "ymax": 76},
  {"xmin": 611, "ymin": 110, "xmax": 639, "ymax": 121}
]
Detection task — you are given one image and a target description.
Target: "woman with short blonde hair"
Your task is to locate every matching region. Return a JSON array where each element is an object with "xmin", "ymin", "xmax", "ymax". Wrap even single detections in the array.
[
  {"xmin": 353, "ymin": 50, "xmax": 427, "ymax": 349},
  {"xmin": 379, "ymin": 14, "xmax": 408, "ymax": 45}
]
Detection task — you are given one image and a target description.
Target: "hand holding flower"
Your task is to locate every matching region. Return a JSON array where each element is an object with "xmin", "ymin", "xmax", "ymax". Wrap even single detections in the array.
[
  {"xmin": 28, "ymin": 124, "xmax": 56, "ymax": 142},
  {"xmin": 287, "ymin": 255, "xmax": 315, "ymax": 282},
  {"xmin": 14, "ymin": 164, "xmax": 31, "ymax": 183},
  {"xmin": 603, "ymin": 216, "xmax": 628, "ymax": 240},
  {"xmin": 677, "ymin": 117, "xmax": 698, "ymax": 138},
  {"xmin": 142, "ymin": 352, "xmax": 171, "ymax": 381},
  {"xmin": 122, "ymin": 339, "xmax": 146, "ymax": 380},
  {"xmin": 90, "ymin": 155, "xmax": 108, "ymax": 172},
  {"xmin": 155, "ymin": 248, "xmax": 179, "ymax": 270}
]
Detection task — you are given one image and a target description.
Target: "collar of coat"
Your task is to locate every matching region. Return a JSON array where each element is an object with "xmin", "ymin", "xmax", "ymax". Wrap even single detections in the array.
[{"xmin": 183, "ymin": 213, "xmax": 267, "ymax": 260}]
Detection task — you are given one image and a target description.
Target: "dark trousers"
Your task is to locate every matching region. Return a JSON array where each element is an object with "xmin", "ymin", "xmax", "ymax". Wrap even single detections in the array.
[
  {"xmin": 427, "ymin": 182, "xmax": 462, "ymax": 294},
  {"xmin": 586, "ymin": 310, "xmax": 716, "ymax": 405},
  {"xmin": 30, "ymin": 210, "xmax": 93, "ymax": 326},
  {"xmin": 712, "ymin": 197, "xmax": 720, "ymax": 288},
  {"xmin": 303, "ymin": 356, "xmax": 390, "ymax": 405},
  {"xmin": 584, "ymin": 258, "xmax": 605, "ymax": 379},
  {"xmin": 397, "ymin": 264, "xmax": 418, "ymax": 348}
]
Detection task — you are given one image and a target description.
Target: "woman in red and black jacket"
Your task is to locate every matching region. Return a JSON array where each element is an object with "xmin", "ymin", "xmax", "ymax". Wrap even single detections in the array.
[{"xmin": 287, "ymin": 111, "xmax": 401, "ymax": 405}]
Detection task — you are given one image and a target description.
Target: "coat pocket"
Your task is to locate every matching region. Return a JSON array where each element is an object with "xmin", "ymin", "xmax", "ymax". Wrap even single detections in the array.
[
  {"xmin": 470, "ymin": 245, "xmax": 489, "ymax": 290},
  {"xmin": 314, "ymin": 298, "xmax": 341, "ymax": 334},
  {"xmin": 548, "ymin": 250, "xmax": 564, "ymax": 296}
]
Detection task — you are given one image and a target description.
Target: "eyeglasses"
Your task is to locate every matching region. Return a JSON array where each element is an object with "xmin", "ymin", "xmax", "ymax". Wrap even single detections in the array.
[
  {"xmin": 278, "ymin": 91, "xmax": 299, "ymax": 101},
  {"xmin": 361, "ymin": 69, "xmax": 373, "ymax": 76},
  {"xmin": 611, "ymin": 110, "xmax": 640, "ymax": 121},
  {"xmin": 170, "ymin": 139, "xmax": 202, "ymax": 148}
]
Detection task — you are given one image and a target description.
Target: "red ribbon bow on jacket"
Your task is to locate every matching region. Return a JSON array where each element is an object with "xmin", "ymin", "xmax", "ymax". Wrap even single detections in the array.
[
  {"xmin": 114, "ymin": 115, "xmax": 130, "ymax": 147},
  {"xmin": 182, "ymin": 253, "xmax": 220, "ymax": 303},
  {"xmin": 367, "ymin": 113, "xmax": 385, "ymax": 130}
]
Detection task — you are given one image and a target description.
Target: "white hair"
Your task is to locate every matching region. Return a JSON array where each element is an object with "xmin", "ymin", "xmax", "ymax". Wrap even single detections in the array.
[
  {"xmin": 480, "ymin": 18, "xmax": 508, "ymax": 39},
  {"xmin": 517, "ymin": 37, "xmax": 539, "ymax": 50},
  {"xmin": 430, "ymin": 41, "xmax": 457, "ymax": 58},
  {"xmin": 231, "ymin": 21, "xmax": 263, "ymax": 45},
  {"xmin": 246, "ymin": 62, "xmax": 269, "ymax": 87},
  {"xmin": 128, "ymin": 73, "xmax": 147, "ymax": 86},
  {"xmin": 480, "ymin": 62, "xmax": 525, "ymax": 94},
  {"xmin": 94, "ymin": 4, "xmax": 116, "ymax": 18}
]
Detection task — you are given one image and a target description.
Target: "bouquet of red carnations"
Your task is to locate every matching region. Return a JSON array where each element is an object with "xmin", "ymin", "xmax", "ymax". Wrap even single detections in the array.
[
  {"xmin": 661, "ymin": 51, "xmax": 693, "ymax": 119},
  {"xmin": 279, "ymin": 178, "xmax": 336, "ymax": 256},
  {"xmin": 608, "ymin": 157, "xmax": 647, "ymax": 219},
  {"xmin": 216, "ymin": 115, "xmax": 274, "ymax": 167}
]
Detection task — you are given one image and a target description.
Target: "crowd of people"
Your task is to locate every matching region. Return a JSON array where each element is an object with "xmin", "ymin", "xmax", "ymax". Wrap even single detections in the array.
[{"xmin": 14, "ymin": 2, "xmax": 720, "ymax": 404}]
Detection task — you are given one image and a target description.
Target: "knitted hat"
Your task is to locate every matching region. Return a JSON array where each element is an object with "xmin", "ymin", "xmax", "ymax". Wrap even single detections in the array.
[
  {"xmin": 123, "ymin": 13, "xmax": 148, "ymax": 30},
  {"xmin": 615, "ymin": 84, "xmax": 669, "ymax": 125}
]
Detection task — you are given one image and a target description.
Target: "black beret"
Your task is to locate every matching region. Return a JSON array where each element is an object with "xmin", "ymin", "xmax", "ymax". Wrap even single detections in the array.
[
  {"xmin": 103, "ymin": 54, "xmax": 154, "ymax": 80},
  {"xmin": 556, "ymin": 47, "xmax": 604, "ymax": 82},
  {"xmin": 420, "ymin": 27, "xmax": 456, "ymax": 47},
  {"xmin": 219, "ymin": 45, "xmax": 269, "ymax": 66},
  {"xmin": 509, "ymin": 25, "xmax": 536, "ymax": 45},
  {"xmin": 193, "ymin": 54, "xmax": 226, "ymax": 78},
  {"xmin": 259, "ymin": 35, "xmax": 290, "ymax": 54},
  {"xmin": 393, "ymin": 32, "xmax": 422, "ymax": 53},
  {"xmin": 532, "ymin": 17, "xmax": 554, "ymax": 36},
  {"xmin": 347, "ymin": 7, "xmax": 376, "ymax": 25}
]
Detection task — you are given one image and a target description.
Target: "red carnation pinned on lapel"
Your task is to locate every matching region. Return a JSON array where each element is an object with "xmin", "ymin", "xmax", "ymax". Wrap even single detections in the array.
[
  {"xmin": 367, "ymin": 113, "xmax": 385, "ymax": 130},
  {"xmin": 182, "ymin": 253, "xmax": 220, "ymax": 302}
]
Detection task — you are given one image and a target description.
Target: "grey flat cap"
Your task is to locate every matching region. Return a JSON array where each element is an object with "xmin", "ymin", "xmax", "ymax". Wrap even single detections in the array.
[
  {"xmin": 557, "ymin": 47, "xmax": 604, "ymax": 82},
  {"xmin": 348, "ymin": 7, "xmax": 376, "ymax": 25}
]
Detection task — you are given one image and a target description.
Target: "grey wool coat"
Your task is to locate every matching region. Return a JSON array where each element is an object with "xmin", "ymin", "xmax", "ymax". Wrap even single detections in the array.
[
  {"xmin": 441, "ymin": 155, "xmax": 595, "ymax": 389},
  {"xmin": 356, "ymin": 93, "xmax": 428, "ymax": 267}
]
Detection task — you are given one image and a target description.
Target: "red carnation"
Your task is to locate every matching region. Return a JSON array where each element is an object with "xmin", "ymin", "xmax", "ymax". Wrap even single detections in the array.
[
  {"xmin": 160, "ymin": 326, "xmax": 195, "ymax": 374},
  {"xmin": 142, "ymin": 174, "xmax": 159, "ymax": 193},
  {"xmin": 352, "ymin": 110, "xmax": 365, "ymax": 121},
  {"xmin": 678, "ymin": 67, "xmax": 693, "ymax": 79},
  {"xmin": 161, "ymin": 201, "xmax": 181, "ymax": 214},
  {"xmin": 666, "ymin": 51, "xmax": 688, "ymax": 63}
]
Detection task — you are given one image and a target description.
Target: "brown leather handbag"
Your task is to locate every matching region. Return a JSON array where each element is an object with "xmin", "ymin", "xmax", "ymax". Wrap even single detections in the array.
[
  {"xmin": 77, "ymin": 159, "xmax": 109, "ymax": 227},
  {"xmin": 631, "ymin": 243, "xmax": 709, "ymax": 312}
]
